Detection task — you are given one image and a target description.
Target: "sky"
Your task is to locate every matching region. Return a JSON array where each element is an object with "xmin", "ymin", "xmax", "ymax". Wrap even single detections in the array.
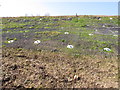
[{"xmin": 0, "ymin": 0, "xmax": 119, "ymax": 17}]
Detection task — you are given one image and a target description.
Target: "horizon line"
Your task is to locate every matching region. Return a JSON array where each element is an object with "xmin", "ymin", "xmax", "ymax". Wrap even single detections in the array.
[{"xmin": 1, "ymin": 15, "xmax": 118, "ymax": 18}]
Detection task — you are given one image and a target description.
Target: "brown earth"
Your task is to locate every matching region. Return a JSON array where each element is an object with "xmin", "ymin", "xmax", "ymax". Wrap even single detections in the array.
[{"xmin": 1, "ymin": 47, "xmax": 118, "ymax": 89}]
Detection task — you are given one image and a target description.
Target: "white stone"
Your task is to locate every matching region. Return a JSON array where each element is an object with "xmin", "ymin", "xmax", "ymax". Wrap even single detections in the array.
[
  {"xmin": 64, "ymin": 32, "xmax": 69, "ymax": 34},
  {"xmin": 67, "ymin": 45, "xmax": 74, "ymax": 49},
  {"xmin": 74, "ymin": 75, "xmax": 78, "ymax": 80},
  {"xmin": 34, "ymin": 40, "xmax": 41, "ymax": 44},
  {"xmin": 89, "ymin": 33, "xmax": 93, "ymax": 36},
  {"xmin": 103, "ymin": 48, "xmax": 111, "ymax": 51},
  {"xmin": 110, "ymin": 18, "xmax": 113, "ymax": 20},
  {"xmin": 8, "ymin": 40, "xmax": 14, "ymax": 43},
  {"xmin": 102, "ymin": 25, "xmax": 105, "ymax": 27}
]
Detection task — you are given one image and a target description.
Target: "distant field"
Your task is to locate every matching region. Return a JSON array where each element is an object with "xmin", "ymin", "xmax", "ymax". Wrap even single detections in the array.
[{"xmin": 1, "ymin": 15, "xmax": 119, "ymax": 88}]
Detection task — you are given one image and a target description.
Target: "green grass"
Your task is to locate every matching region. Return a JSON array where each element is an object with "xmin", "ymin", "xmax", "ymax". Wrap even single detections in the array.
[{"xmin": 2, "ymin": 15, "xmax": 118, "ymax": 57}]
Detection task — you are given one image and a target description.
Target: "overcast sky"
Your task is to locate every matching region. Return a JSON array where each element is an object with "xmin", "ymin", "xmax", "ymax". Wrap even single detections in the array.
[{"xmin": 0, "ymin": 0, "xmax": 119, "ymax": 17}]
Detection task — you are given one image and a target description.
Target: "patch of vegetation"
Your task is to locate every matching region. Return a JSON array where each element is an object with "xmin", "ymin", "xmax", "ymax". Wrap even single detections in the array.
[{"xmin": 35, "ymin": 31, "xmax": 61, "ymax": 36}]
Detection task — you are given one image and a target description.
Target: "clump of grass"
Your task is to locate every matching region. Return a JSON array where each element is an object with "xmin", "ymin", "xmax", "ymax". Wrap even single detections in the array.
[
  {"xmin": 17, "ymin": 48, "xmax": 23, "ymax": 51},
  {"xmin": 6, "ymin": 37, "xmax": 17, "ymax": 41},
  {"xmin": 2, "ymin": 45, "xmax": 6, "ymax": 47},
  {"xmin": 35, "ymin": 31, "xmax": 61, "ymax": 36},
  {"xmin": 61, "ymin": 39, "xmax": 65, "ymax": 42}
]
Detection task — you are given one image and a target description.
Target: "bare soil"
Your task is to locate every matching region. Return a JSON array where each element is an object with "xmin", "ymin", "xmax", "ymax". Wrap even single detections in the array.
[{"xmin": 1, "ymin": 47, "xmax": 118, "ymax": 88}]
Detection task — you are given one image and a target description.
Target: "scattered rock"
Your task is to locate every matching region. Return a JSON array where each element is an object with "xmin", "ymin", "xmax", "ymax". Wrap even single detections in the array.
[
  {"xmin": 39, "ymin": 66, "xmax": 45, "ymax": 69},
  {"xmin": 98, "ymin": 17, "xmax": 101, "ymax": 20},
  {"xmin": 74, "ymin": 69, "xmax": 76, "ymax": 72},
  {"xmin": 15, "ymin": 54, "xmax": 27, "ymax": 58},
  {"xmin": 102, "ymin": 25, "xmax": 105, "ymax": 27},
  {"xmin": 64, "ymin": 32, "xmax": 69, "ymax": 34},
  {"xmin": 67, "ymin": 45, "xmax": 74, "ymax": 49},
  {"xmin": 67, "ymin": 18, "xmax": 72, "ymax": 20},
  {"xmin": 8, "ymin": 40, "xmax": 14, "ymax": 43},
  {"xmin": 9, "ymin": 64, "xmax": 18, "ymax": 70},
  {"xmin": 92, "ymin": 17, "xmax": 101, "ymax": 20},
  {"xmin": 74, "ymin": 75, "xmax": 81, "ymax": 80},
  {"xmin": 34, "ymin": 40, "xmax": 41, "ymax": 44},
  {"xmin": 110, "ymin": 18, "xmax": 113, "ymax": 20},
  {"xmin": 103, "ymin": 48, "xmax": 111, "ymax": 52},
  {"xmin": 89, "ymin": 33, "xmax": 93, "ymax": 36},
  {"xmin": 37, "ymin": 49, "xmax": 42, "ymax": 52},
  {"xmin": 2, "ymin": 76, "xmax": 11, "ymax": 83},
  {"xmin": 51, "ymin": 49, "xmax": 59, "ymax": 52},
  {"xmin": 33, "ymin": 55, "xmax": 38, "ymax": 59},
  {"xmin": 40, "ymin": 18, "xmax": 42, "ymax": 21},
  {"xmin": 63, "ymin": 78, "xmax": 68, "ymax": 83},
  {"xmin": 14, "ymin": 85, "xmax": 26, "ymax": 89}
]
